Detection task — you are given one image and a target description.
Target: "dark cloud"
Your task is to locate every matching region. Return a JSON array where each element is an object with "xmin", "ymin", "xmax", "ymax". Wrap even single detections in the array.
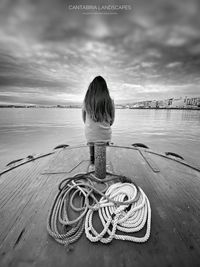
[{"xmin": 0, "ymin": 0, "xmax": 200, "ymax": 104}]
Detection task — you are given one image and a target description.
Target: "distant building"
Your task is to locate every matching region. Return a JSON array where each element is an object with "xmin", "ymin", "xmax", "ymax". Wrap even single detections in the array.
[
  {"xmin": 130, "ymin": 103, "xmax": 139, "ymax": 108},
  {"xmin": 171, "ymin": 97, "xmax": 186, "ymax": 108},
  {"xmin": 143, "ymin": 101, "xmax": 152, "ymax": 108},
  {"xmin": 130, "ymin": 102, "xmax": 144, "ymax": 108},
  {"xmin": 149, "ymin": 100, "xmax": 157, "ymax": 108},
  {"xmin": 185, "ymin": 97, "xmax": 200, "ymax": 107},
  {"xmin": 167, "ymin": 98, "xmax": 173, "ymax": 106},
  {"xmin": 116, "ymin": 96, "xmax": 200, "ymax": 110},
  {"xmin": 157, "ymin": 100, "xmax": 165, "ymax": 108}
]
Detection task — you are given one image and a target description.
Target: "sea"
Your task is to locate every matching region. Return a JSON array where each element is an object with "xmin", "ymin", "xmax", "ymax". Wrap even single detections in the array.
[{"xmin": 0, "ymin": 108, "xmax": 199, "ymax": 171}]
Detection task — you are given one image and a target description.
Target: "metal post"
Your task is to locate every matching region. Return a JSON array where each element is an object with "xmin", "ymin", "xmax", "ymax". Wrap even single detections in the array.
[{"xmin": 95, "ymin": 142, "xmax": 106, "ymax": 179}]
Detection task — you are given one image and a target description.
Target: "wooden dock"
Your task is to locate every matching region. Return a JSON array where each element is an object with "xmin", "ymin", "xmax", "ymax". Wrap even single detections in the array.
[{"xmin": 0, "ymin": 145, "xmax": 200, "ymax": 267}]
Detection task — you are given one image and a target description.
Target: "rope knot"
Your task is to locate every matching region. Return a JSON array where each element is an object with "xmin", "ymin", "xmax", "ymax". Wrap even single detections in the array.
[{"xmin": 115, "ymin": 205, "xmax": 126, "ymax": 214}]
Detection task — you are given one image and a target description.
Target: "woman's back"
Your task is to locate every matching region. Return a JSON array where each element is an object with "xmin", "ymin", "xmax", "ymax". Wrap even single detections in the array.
[
  {"xmin": 84, "ymin": 106, "xmax": 113, "ymax": 143},
  {"xmin": 82, "ymin": 76, "xmax": 115, "ymax": 143}
]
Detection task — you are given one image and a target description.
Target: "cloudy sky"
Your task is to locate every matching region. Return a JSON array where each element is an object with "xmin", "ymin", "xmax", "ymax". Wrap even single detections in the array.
[{"xmin": 0, "ymin": 0, "xmax": 200, "ymax": 105}]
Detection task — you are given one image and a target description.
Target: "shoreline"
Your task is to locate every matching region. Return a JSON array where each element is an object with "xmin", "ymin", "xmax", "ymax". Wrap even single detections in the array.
[{"xmin": 0, "ymin": 106, "xmax": 200, "ymax": 110}]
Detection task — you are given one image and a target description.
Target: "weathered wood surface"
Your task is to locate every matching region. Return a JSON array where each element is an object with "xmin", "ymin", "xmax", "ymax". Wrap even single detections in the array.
[{"xmin": 0, "ymin": 145, "xmax": 200, "ymax": 267}]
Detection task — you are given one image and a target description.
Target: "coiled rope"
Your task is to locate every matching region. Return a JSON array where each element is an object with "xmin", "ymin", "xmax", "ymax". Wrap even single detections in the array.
[{"xmin": 47, "ymin": 172, "xmax": 151, "ymax": 247}]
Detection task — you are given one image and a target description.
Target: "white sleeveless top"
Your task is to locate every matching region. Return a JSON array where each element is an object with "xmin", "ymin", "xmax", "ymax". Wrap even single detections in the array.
[
  {"xmin": 84, "ymin": 113, "xmax": 112, "ymax": 143},
  {"xmin": 82, "ymin": 101, "xmax": 114, "ymax": 143}
]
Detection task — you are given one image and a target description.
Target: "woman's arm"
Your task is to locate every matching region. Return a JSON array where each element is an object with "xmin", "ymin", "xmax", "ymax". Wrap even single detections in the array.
[
  {"xmin": 110, "ymin": 99, "xmax": 115, "ymax": 126},
  {"xmin": 82, "ymin": 105, "xmax": 86, "ymax": 123}
]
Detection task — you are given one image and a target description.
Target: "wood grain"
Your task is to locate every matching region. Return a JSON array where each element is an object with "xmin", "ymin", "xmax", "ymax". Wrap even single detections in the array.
[{"xmin": 0, "ymin": 145, "xmax": 199, "ymax": 267}]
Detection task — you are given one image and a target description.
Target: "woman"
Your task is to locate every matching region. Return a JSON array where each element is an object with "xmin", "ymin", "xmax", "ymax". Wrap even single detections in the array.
[{"xmin": 82, "ymin": 76, "xmax": 115, "ymax": 164}]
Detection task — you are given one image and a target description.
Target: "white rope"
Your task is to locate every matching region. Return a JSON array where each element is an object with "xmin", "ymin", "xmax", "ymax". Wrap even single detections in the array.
[
  {"xmin": 47, "ymin": 173, "xmax": 151, "ymax": 246},
  {"xmin": 85, "ymin": 182, "xmax": 151, "ymax": 243}
]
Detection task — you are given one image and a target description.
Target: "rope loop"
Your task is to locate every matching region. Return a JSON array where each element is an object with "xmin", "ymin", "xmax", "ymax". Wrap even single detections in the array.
[{"xmin": 47, "ymin": 172, "xmax": 151, "ymax": 246}]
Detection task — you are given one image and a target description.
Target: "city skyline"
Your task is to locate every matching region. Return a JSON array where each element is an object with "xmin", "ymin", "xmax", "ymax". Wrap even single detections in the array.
[
  {"xmin": 0, "ymin": 94, "xmax": 199, "ymax": 108},
  {"xmin": 0, "ymin": 0, "xmax": 200, "ymax": 105}
]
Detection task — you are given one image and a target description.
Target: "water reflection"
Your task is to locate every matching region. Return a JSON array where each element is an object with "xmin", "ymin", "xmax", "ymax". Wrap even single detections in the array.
[{"xmin": 181, "ymin": 110, "xmax": 200, "ymax": 122}]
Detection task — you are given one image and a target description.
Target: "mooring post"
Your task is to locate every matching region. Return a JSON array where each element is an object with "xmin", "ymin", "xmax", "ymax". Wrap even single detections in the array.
[{"xmin": 95, "ymin": 142, "xmax": 106, "ymax": 179}]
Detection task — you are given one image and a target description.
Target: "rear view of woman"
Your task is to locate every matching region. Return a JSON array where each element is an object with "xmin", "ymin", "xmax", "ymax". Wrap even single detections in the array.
[{"xmin": 82, "ymin": 76, "xmax": 115, "ymax": 164}]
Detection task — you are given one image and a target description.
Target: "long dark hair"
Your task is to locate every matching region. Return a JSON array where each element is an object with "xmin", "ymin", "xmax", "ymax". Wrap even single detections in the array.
[{"xmin": 84, "ymin": 76, "xmax": 114, "ymax": 123}]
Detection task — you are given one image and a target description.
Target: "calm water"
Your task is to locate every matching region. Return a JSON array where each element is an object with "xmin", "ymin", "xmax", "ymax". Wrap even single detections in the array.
[{"xmin": 0, "ymin": 108, "xmax": 200, "ymax": 170}]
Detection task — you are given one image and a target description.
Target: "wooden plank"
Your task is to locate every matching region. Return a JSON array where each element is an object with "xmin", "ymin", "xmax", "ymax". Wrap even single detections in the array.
[
  {"xmin": 0, "ymin": 159, "xmax": 51, "ymax": 244},
  {"xmin": 33, "ymin": 147, "xmax": 200, "ymax": 267},
  {"xmin": 0, "ymin": 146, "xmax": 200, "ymax": 267},
  {"xmin": 108, "ymin": 146, "xmax": 200, "ymax": 267},
  {"xmin": 0, "ymin": 147, "xmax": 91, "ymax": 266},
  {"xmin": 0, "ymin": 173, "xmax": 63, "ymax": 267},
  {"xmin": 43, "ymin": 147, "xmax": 90, "ymax": 174},
  {"xmin": 0, "ymin": 152, "xmax": 63, "ymax": 266},
  {"xmin": 143, "ymin": 152, "xmax": 200, "ymax": 251},
  {"xmin": 138, "ymin": 149, "xmax": 160, "ymax": 172}
]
